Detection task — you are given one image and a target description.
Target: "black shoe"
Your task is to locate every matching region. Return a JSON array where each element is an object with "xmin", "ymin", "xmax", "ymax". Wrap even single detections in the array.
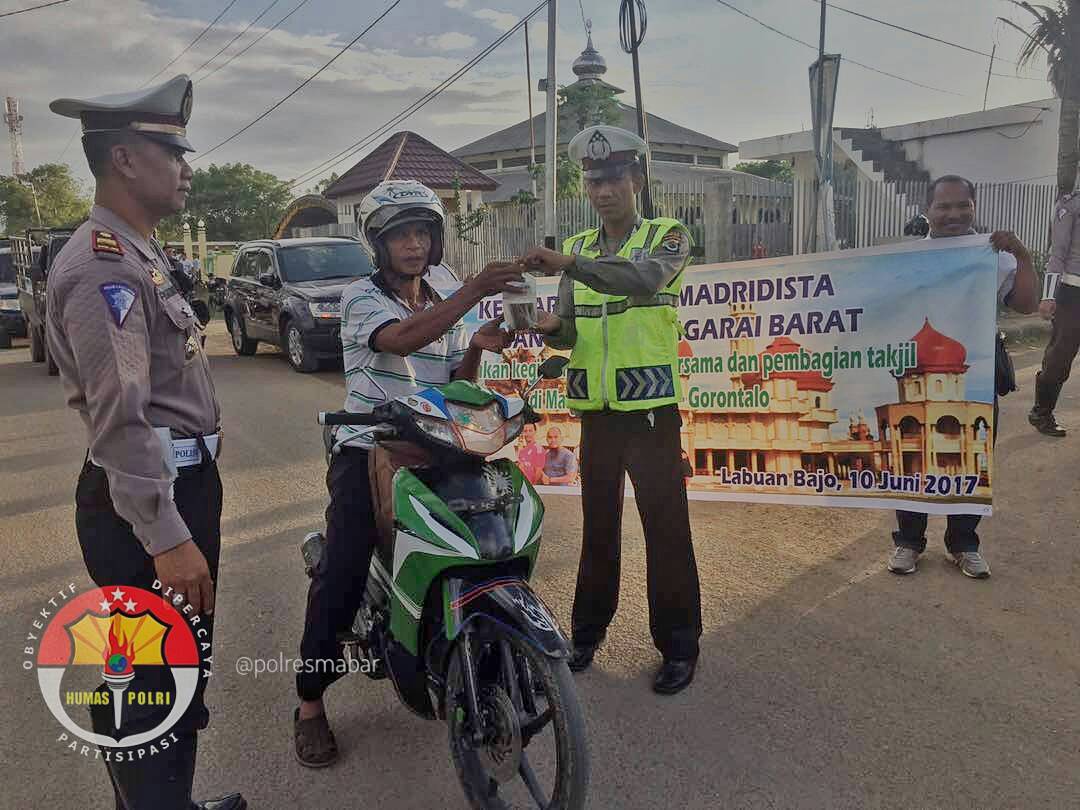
[
  {"xmin": 653, "ymin": 658, "xmax": 697, "ymax": 695},
  {"xmin": 568, "ymin": 642, "xmax": 598, "ymax": 673},
  {"xmin": 193, "ymin": 795, "xmax": 247, "ymax": 810},
  {"xmin": 1029, "ymin": 409, "xmax": 1067, "ymax": 437}
]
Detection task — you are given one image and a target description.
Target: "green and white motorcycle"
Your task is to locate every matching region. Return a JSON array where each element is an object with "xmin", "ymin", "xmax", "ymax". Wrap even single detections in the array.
[{"xmin": 303, "ymin": 357, "xmax": 588, "ymax": 810}]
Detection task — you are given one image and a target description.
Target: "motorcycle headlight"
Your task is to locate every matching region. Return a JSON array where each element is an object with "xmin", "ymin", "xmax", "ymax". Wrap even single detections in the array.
[
  {"xmin": 0, "ymin": 299, "xmax": 19, "ymax": 311},
  {"xmin": 413, "ymin": 413, "xmax": 460, "ymax": 449},
  {"xmin": 504, "ymin": 414, "xmax": 524, "ymax": 444},
  {"xmin": 308, "ymin": 301, "xmax": 340, "ymax": 320},
  {"xmin": 446, "ymin": 402, "xmax": 513, "ymax": 456}
]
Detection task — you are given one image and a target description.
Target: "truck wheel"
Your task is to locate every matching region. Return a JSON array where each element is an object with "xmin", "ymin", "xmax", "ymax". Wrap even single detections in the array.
[{"xmin": 30, "ymin": 324, "xmax": 45, "ymax": 362}]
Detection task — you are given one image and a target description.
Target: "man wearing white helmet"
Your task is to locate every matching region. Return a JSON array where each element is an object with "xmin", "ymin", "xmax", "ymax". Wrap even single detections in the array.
[
  {"xmin": 294, "ymin": 180, "xmax": 524, "ymax": 767},
  {"xmin": 527, "ymin": 125, "xmax": 703, "ymax": 695}
]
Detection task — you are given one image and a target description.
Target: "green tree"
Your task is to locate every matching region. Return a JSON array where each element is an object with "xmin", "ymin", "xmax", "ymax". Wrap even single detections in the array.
[
  {"xmin": 558, "ymin": 83, "xmax": 621, "ymax": 133},
  {"xmin": 308, "ymin": 172, "xmax": 339, "ymax": 195},
  {"xmin": 160, "ymin": 162, "xmax": 292, "ymax": 241},
  {"xmin": 0, "ymin": 163, "xmax": 91, "ymax": 233},
  {"xmin": 733, "ymin": 159, "xmax": 794, "ymax": 183},
  {"xmin": 529, "ymin": 157, "xmax": 583, "ymax": 200},
  {"xmin": 1001, "ymin": 1, "xmax": 1080, "ymax": 196}
]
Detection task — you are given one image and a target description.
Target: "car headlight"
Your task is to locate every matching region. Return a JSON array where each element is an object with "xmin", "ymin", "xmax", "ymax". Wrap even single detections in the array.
[
  {"xmin": 0, "ymin": 299, "xmax": 19, "ymax": 312},
  {"xmin": 308, "ymin": 301, "xmax": 340, "ymax": 320}
]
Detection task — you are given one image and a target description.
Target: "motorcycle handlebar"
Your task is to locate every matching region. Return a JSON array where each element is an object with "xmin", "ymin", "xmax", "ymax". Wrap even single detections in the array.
[{"xmin": 318, "ymin": 411, "xmax": 383, "ymax": 426}]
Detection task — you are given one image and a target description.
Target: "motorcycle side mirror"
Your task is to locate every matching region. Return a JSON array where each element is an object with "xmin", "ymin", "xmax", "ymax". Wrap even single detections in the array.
[
  {"xmin": 258, "ymin": 272, "xmax": 279, "ymax": 288},
  {"xmin": 537, "ymin": 356, "xmax": 569, "ymax": 379},
  {"xmin": 522, "ymin": 356, "xmax": 569, "ymax": 400}
]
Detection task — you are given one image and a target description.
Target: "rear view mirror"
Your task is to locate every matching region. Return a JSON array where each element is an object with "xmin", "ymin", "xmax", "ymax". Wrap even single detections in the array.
[{"xmin": 537, "ymin": 356, "xmax": 569, "ymax": 379}]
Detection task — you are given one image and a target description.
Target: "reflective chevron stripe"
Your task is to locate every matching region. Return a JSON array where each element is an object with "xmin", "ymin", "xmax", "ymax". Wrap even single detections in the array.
[
  {"xmin": 566, "ymin": 368, "xmax": 589, "ymax": 399},
  {"xmin": 615, "ymin": 365, "xmax": 675, "ymax": 401},
  {"xmin": 573, "ymin": 292, "xmax": 678, "ymax": 319}
]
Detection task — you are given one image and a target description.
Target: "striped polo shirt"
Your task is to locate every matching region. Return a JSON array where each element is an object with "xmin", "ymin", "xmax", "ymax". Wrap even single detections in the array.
[{"xmin": 335, "ymin": 266, "xmax": 468, "ymax": 449}]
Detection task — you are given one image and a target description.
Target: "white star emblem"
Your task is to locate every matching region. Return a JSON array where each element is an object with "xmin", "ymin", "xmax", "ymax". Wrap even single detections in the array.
[
  {"xmin": 99, "ymin": 600, "xmax": 112, "ymax": 612},
  {"xmin": 110, "ymin": 588, "xmax": 126, "ymax": 601},
  {"xmin": 124, "ymin": 599, "xmax": 138, "ymax": 612}
]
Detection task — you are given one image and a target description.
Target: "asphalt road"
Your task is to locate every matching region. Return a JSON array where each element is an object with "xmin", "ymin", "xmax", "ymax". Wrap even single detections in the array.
[{"xmin": 2, "ymin": 324, "xmax": 1078, "ymax": 810}]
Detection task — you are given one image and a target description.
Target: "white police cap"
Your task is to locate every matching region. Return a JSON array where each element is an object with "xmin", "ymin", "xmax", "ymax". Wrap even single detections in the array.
[
  {"xmin": 567, "ymin": 125, "xmax": 648, "ymax": 179},
  {"xmin": 50, "ymin": 75, "xmax": 195, "ymax": 152}
]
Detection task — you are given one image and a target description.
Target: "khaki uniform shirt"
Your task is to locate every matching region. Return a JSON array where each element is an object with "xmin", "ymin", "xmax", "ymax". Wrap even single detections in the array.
[
  {"xmin": 1045, "ymin": 192, "xmax": 1080, "ymax": 299},
  {"xmin": 545, "ymin": 219, "xmax": 690, "ymax": 350},
  {"xmin": 46, "ymin": 205, "xmax": 220, "ymax": 556}
]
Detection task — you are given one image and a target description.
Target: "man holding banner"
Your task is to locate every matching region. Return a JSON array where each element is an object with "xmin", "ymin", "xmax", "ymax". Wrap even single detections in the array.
[
  {"xmin": 888, "ymin": 175, "xmax": 1037, "ymax": 579},
  {"xmin": 524, "ymin": 125, "xmax": 702, "ymax": 695}
]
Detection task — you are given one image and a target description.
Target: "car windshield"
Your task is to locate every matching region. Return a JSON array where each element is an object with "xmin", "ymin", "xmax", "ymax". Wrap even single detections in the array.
[
  {"xmin": 0, "ymin": 253, "xmax": 13, "ymax": 284},
  {"xmin": 276, "ymin": 242, "xmax": 374, "ymax": 283}
]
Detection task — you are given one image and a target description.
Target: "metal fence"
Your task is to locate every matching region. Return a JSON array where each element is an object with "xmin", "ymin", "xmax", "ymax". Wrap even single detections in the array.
[{"xmin": 294, "ymin": 177, "xmax": 1057, "ymax": 275}]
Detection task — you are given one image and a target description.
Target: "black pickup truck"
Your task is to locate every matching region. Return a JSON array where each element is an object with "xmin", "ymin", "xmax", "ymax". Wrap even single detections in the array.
[{"xmin": 12, "ymin": 228, "xmax": 73, "ymax": 374}]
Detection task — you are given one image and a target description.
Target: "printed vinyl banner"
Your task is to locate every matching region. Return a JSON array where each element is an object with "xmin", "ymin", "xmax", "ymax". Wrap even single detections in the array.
[{"xmin": 465, "ymin": 236, "xmax": 998, "ymax": 515}]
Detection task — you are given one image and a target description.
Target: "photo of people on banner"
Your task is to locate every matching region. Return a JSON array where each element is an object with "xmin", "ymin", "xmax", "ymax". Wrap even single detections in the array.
[{"xmin": 464, "ymin": 236, "xmax": 998, "ymax": 515}]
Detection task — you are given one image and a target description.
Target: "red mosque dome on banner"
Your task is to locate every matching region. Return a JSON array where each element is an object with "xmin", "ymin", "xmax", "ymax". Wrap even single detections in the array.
[
  {"xmin": 908, "ymin": 318, "xmax": 968, "ymax": 375},
  {"xmin": 678, "ymin": 338, "xmax": 694, "ymax": 359},
  {"xmin": 741, "ymin": 336, "xmax": 834, "ymax": 393}
]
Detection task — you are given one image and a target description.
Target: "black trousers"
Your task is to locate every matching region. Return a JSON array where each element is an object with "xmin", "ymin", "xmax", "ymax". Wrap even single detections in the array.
[
  {"xmin": 894, "ymin": 398, "xmax": 999, "ymax": 555},
  {"xmin": 297, "ymin": 448, "xmax": 379, "ymax": 701},
  {"xmin": 75, "ymin": 456, "xmax": 222, "ymax": 810},
  {"xmin": 572, "ymin": 405, "xmax": 702, "ymax": 661},
  {"xmin": 1040, "ymin": 283, "xmax": 1080, "ymax": 388}
]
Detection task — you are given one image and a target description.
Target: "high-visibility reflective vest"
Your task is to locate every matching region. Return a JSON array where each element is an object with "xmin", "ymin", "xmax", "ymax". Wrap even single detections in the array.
[{"xmin": 563, "ymin": 217, "xmax": 688, "ymax": 412}]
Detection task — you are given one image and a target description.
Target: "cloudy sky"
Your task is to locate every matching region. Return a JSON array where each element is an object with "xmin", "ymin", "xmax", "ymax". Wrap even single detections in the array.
[{"xmin": 0, "ymin": 0, "xmax": 1054, "ymax": 191}]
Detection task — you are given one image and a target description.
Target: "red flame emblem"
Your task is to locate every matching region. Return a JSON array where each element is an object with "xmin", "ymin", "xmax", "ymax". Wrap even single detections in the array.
[{"xmin": 103, "ymin": 615, "xmax": 136, "ymax": 677}]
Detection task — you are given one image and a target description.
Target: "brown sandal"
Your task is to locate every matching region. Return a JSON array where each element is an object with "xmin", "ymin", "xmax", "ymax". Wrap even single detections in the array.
[{"xmin": 294, "ymin": 708, "xmax": 338, "ymax": 768}]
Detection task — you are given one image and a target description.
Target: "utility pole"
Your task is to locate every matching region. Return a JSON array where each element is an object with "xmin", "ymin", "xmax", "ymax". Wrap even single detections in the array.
[
  {"xmin": 544, "ymin": 0, "xmax": 558, "ymax": 249},
  {"xmin": 983, "ymin": 44, "xmax": 996, "ymax": 111},
  {"xmin": 4, "ymin": 96, "xmax": 25, "ymax": 177},
  {"xmin": 809, "ymin": 0, "xmax": 827, "ymax": 252},
  {"xmin": 525, "ymin": 21, "xmax": 538, "ymax": 201},
  {"xmin": 622, "ymin": 1, "xmax": 653, "ymax": 218}
]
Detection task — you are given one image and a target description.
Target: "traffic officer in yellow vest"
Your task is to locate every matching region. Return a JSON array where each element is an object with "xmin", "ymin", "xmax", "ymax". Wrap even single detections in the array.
[
  {"xmin": 1029, "ymin": 190, "xmax": 1080, "ymax": 437},
  {"xmin": 45, "ymin": 77, "xmax": 245, "ymax": 809},
  {"xmin": 524, "ymin": 125, "xmax": 703, "ymax": 695}
]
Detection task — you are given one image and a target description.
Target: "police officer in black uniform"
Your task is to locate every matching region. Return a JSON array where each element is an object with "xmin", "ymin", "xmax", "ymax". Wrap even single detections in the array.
[{"xmin": 45, "ymin": 76, "xmax": 245, "ymax": 810}]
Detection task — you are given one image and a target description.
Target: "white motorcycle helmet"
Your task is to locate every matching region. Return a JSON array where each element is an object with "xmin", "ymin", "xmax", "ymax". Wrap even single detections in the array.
[{"xmin": 357, "ymin": 180, "xmax": 446, "ymax": 271}]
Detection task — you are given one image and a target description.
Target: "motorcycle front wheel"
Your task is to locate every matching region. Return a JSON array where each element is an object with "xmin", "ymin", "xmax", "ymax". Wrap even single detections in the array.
[{"xmin": 446, "ymin": 627, "xmax": 589, "ymax": 810}]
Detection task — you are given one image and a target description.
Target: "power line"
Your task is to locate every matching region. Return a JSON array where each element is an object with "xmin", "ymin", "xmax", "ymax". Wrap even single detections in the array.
[
  {"xmin": 713, "ymin": 0, "xmax": 968, "ymax": 97},
  {"xmin": 811, "ymin": 0, "xmax": 1031, "ymax": 69},
  {"xmin": 287, "ymin": 0, "xmax": 548, "ymax": 191},
  {"xmin": 196, "ymin": 0, "xmax": 313, "ymax": 85},
  {"xmin": 193, "ymin": 0, "xmax": 403, "ymax": 163},
  {"xmin": 191, "ymin": 0, "xmax": 283, "ymax": 78},
  {"xmin": 0, "ymin": 0, "xmax": 69, "ymax": 19},
  {"xmin": 142, "ymin": 0, "xmax": 242, "ymax": 88}
]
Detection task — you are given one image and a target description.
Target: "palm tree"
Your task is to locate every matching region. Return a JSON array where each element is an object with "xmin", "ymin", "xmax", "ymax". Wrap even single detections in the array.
[{"xmin": 1000, "ymin": 2, "xmax": 1080, "ymax": 196}]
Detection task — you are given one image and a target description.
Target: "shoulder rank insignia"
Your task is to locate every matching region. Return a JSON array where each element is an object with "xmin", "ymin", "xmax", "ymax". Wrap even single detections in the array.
[{"xmin": 92, "ymin": 230, "xmax": 124, "ymax": 257}]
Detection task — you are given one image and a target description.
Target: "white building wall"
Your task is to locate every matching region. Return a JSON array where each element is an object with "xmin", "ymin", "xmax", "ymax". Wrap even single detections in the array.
[{"xmin": 883, "ymin": 98, "xmax": 1059, "ymax": 184}]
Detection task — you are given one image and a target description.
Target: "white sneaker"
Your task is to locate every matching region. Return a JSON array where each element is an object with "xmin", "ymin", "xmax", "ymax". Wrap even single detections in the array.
[
  {"xmin": 888, "ymin": 546, "xmax": 919, "ymax": 574},
  {"xmin": 952, "ymin": 551, "xmax": 991, "ymax": 579}
]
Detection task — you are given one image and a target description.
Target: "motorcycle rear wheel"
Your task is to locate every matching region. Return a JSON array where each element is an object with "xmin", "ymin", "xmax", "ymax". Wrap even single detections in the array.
[{"xmin": 446, "ymin": 628, "xmax": 588, "ymax": 810}]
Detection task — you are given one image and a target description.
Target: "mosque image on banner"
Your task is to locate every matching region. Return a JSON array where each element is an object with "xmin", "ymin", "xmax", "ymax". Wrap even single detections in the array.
[
  {"xmin": 677, "ymin": 304, "xmax": 994, "ymax": 495},
  {"xmin": 486, "ymin": 302, "xmax": 993, "ymax": 502}
]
